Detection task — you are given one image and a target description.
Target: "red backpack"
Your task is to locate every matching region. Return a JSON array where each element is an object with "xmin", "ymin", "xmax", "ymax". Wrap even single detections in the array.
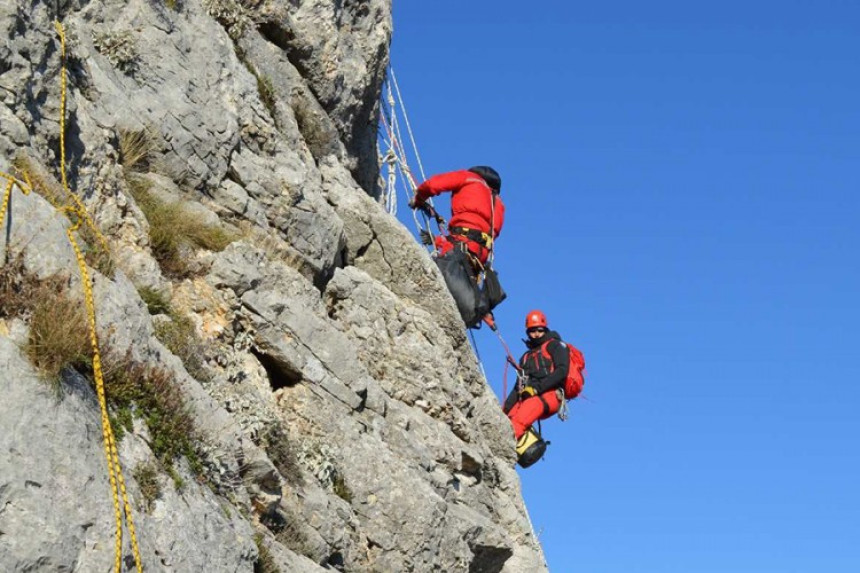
[{"xmin": 540, "ymin": 340, "xmax": 586, "ymax": 399}]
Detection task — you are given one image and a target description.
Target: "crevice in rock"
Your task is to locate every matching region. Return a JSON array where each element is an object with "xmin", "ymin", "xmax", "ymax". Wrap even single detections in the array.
[
  {"xmin": 251, "ymin": 347, "xmax": 301, "ymax": 391},
  {"xmin": 313, "ymin": 263, "xmax": 336, "ymax": 294},
  {"xmin": 259, "ymin": 501, "xmax": 315, "ymax": 561},
  {"xmin": 354, "ymin": 236, "xmax": 373, "ymax": 261},
  {"xmin": 460, "ymin": 452, "xmax": 483, "ymax": 485},
  {"xmin": 468, "ymin": 545, "xmax": 513, "ymax": 573},
  {"xmin": 260, "ymin": 504, "xmax": 287, "ymax": 534},
  {"xmin": 326, "ymin": 550, "xmax": 344, "ymax": 569},
  {"xmin": 354, "ymin": 387, "xmax": 367, "ymax": 412},
  {"xmin": 225, "ymin": 165, "xmax": 244, "ymax": 187},
  {"xmin": 257, "ymin": 22, "xmax": 295, "ymax": 53},
  {"xmin": 292, "ymin": 87, "xmax": 339, "ymax": 162},
  {"xmin": 336, "ymin": 242, "xmax": 350, "ymax": 268}
]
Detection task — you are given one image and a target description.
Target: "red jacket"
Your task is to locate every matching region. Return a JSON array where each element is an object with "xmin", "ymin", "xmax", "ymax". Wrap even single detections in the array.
[{"xmin": 415, "ymin": 170, "xmax": 505, "ymax": 261}]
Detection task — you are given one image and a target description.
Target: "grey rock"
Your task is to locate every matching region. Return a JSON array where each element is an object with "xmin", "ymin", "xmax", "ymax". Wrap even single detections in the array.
[
  {"xmin": 265, "ymin": 0, "xmax": 393, "ymax": 193},
  {"xmin": 0, "ymin": 337, "xmax": 257, "ymax": 572},
  {"xmin": 0, "ymin": 0, "xmax": 548, "ymax": 571},
  {"xmin": 0, "ymin": 181, "xmax": 78, "ymax": 281},
  {"xmin": 211, "ymin": 178, "xmax": 268, "ymax": 227},
  {"xmin": 321, "ymin": 158, "xmax": 469, "ymax": 341}
]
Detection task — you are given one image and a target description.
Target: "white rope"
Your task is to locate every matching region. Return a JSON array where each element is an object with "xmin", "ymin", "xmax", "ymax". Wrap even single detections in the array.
[
  {"xmin": 384, "ymin": 148, "xmax": 398, "ymax": 215},
  {"xmin": 379, "ymin": 87, "xmax": 402, "ymax": 215},
  {"xmin": 469, "ymin": 329, "xmax": 488, "ymax": 380},
  {"xmin": 378, "ymin": 66, "xmax": 440, "ymax": 251},
  {"xmin": 390, "ymin": 67, "xmax": 427, "ymax": 182}
]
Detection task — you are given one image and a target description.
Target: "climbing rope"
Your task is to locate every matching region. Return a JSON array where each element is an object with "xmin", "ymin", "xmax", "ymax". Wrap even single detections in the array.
[
  {"xmin": 379, "ymin": 68, "xmax": 520, "ymax": 401},
  {"xmin": 0, "ymin": 176, "xmax": 30, "ymax": 240},
  {"xmin": 55, "ymin": 22, "xmax": 143, "ymax": 573},
  {"xmin": 484, "ymin": 317, "xmax": 522, "ymax": 400},
  {"xmin": 389, "ymin": 67, "xmax": 427, "ymax": 182},
  {"xmin": 468, "ymin": 329, "xmax": 489, "ymax": 382},
  {"xmin": 378, "ymin": 65, "xmax": 444, "ymax": 251},
  {"xmin": 0, "ymin": 23, "xmax": 143, "ymax": 573}
]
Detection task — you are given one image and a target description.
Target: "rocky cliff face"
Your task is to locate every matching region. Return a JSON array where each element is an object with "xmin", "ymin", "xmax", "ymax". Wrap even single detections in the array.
[{"xmin": 0, "ymin": 1, "xmax": 547, "ymax": 571}]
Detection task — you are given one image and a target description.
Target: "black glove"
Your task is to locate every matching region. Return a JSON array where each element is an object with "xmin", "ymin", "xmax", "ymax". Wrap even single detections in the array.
[
  {"xmin": 408, "ymin": 196, "xmax": 421, "ymax": 209},
  {"xmin": 419, "ymin": 230, "xmax": 433, "ymax": 246}
]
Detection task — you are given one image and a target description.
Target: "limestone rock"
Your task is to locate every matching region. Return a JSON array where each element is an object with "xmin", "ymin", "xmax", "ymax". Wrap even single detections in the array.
[
  {"xmin": 0, "ymin": 338, "xmax": 257, "ymax": 572},
  {"xmin": 0, "ymin": 0, "xmax": 548, "ymax": 571}
]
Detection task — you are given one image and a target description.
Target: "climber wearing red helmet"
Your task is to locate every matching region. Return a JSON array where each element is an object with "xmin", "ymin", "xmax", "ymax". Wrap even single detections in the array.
[
  {"xmin": 504, "ymin": 310, "xmax": 571, "ymax": 439},
  {"xmin": 409, "ymin": 166, "xmax": 505, "ymax": 265}
]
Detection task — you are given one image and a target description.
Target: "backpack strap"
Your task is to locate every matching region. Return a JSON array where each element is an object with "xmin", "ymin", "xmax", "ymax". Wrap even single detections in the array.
[{"xmin": 539, "ymin": 339, "xmax": 562, "ymax": 371}]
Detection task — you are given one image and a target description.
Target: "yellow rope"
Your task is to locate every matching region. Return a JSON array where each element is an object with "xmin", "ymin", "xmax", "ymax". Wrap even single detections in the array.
[
  {"xmin": 0, "ymin": 171, "xmax": 31, "ymax": 222},
  {"xmin": 53, "ymin": 22, "xmax": 143, "ymax": 573},
  {"xmin": 1, "ymin": 21, "xmax": 149, "ymax": 573},
  {"xmin": 0, "ymin": 179, "xmax": 16, "ymax": 233},
  {"xmin": 52, "ymin": 22, "xmax": 111, "ymax": 256}
]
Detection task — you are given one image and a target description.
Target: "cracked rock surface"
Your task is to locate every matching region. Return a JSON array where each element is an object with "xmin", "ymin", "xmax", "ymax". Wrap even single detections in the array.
[{"xmin": 0, "ymin": 0, "xmax": 547, "ymax": 571}]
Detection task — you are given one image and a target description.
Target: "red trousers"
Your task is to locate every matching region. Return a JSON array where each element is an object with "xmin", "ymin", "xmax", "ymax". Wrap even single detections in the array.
[{"xmin": 507, "ymin": 390, "xmax": 562, "ymax": 439}]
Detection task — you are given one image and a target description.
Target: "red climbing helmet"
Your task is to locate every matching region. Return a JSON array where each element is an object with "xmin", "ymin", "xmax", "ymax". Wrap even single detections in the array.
[{"xmin": 525, "ymin": 310, "xmax": 548, "ymax": 330}]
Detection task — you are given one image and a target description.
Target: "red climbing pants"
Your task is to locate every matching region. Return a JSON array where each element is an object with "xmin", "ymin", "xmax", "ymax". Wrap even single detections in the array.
[{"xmin": 507, "ymin": 390, "xmax": 562, "ymax": 439}]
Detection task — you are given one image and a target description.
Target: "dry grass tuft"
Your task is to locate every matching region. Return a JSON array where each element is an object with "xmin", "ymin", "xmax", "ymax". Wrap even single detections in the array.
[
  {"xmin": 126, "ymin": 176, "xmax": 236, "ymax": 277},
  {"xmin": 153, "ymin": 310, "xmax": 210, "ymax": 382},
  {"xmin": 25, "ymin": 281, "xmax": 92, "ymax": 386},
  {"xmin": 137, "ymin": 285, "xmax": 171, "ymax": 315},
  {"xmin": 118, "ymin": 128, "xmax": 157, "ymax": 173},
  {"xmin": 257, "ymin": 424, "xmax": 304, "ymax": 487},
  {"xmin": 0, "ymin": 254, "xmax": 43, "ymax": 319},
  {"xmin": 332, "ymin": 473, "xmax": 353, "ymax": 503},
  {"xmin": 1, "ymin": 256, "xmax": 91, "ymax": 386},
  {"xmin": 259, "ymin": 502, "xmax": 314, "ymax": 560},
  {"xmin": 254, "ymin": 534, "xmax": 282, "ymax": 573}
]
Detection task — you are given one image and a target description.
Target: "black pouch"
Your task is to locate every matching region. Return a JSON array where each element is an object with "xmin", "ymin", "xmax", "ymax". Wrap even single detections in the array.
[{"xmin": 482, "ymin": 266, "xmax": 507, "ymax": 311}]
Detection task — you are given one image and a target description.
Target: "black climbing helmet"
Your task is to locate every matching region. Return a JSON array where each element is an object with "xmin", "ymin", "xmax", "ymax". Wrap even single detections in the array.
[{"xmin": 468, "ymin": 166, "xmax": 501, "ymax": 194}]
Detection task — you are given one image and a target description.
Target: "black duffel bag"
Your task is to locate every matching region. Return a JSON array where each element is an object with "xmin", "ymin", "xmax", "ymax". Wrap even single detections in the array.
[{"xmin": 435, "ymin": 250, "xmax": 507, "ymax": 328}]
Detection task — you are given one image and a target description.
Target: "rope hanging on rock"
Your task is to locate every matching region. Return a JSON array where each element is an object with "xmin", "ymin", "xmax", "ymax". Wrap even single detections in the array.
[
  {"xmin": 378, "ymin": 65, "xmax": 441, "ymax": 251},
  {"xmin": 56, "ymin": 23, "xmax": 143, "ymax": 573},
  {"xmin": 1, "ymin": 23, "xmax": 144, "ymax": 573}
]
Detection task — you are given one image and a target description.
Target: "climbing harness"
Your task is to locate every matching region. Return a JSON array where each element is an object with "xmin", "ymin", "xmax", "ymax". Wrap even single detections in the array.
[
  {"xmin": 449, "ymin": 226, "xmax": 493, "ymax": 250},
  {"xmin": 1, "ymin": 22, "xmax": 143, "ymax": 573}
]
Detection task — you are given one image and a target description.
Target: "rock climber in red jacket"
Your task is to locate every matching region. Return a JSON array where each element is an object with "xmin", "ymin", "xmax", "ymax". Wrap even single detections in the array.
[
  {"xmin": 504, "ymin": 310, "xmax": 571, "ymax": 439},
  {"xmin": 409, "ymin": 166, "xmax": 505, "ymax": 265}
]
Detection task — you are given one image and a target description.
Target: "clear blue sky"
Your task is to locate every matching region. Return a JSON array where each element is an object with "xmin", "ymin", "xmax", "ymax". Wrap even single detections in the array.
[{"xmin": 389, "ymin": 2, "xmax": 860, "ymax": 572}]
